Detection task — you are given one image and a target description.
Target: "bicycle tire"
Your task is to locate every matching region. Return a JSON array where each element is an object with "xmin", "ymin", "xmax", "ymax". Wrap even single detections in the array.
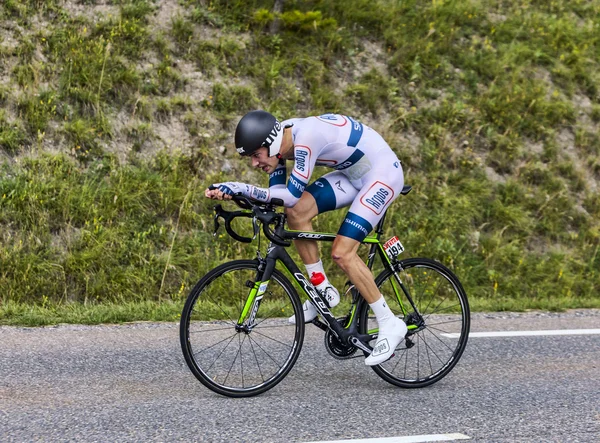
[
  {"xmin": 359, "ymin": 257, "xmax": 470, "ymax": 388},
  {"xmin": 180, "ymin": 259, "xmax": 305, "ymax": 397}
]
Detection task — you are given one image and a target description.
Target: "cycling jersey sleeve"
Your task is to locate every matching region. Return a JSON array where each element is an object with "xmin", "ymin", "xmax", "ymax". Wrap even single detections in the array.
[
  {"xmin": 282, "ymin": 142, "xmax": 317, "ymax": 206},
  {"xmin": 246, "ymin": 131, "xmax": 323, "ymax": 207},
  {"xmin": 268, "ymin": 161, "xmax": 286, "ymax": 188}
]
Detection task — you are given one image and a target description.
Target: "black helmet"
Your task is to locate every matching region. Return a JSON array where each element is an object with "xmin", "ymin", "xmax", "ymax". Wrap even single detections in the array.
[{"xmin": 234, "ymin": 110, "xmax": 284, "ymax": 157}]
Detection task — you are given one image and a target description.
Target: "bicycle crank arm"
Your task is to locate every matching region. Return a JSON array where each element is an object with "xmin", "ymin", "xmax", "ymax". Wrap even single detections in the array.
[{"xmin": 349, "ymin": 336, "xmax": 372, "ymax": 353}]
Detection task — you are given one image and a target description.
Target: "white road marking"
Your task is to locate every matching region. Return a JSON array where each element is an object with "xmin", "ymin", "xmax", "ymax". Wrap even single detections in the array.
[
  {"xmin": 308, "ymin": 433, "xmax": 470, "ymax": 443},
  {"xmin": 442, "ymin": 329, "xmax": 600, "ymax": 338}
]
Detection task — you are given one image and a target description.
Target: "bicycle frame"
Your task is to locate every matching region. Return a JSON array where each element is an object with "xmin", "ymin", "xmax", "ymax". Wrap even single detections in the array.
[{"xmin": 238, "ymin": 209, "xmax": 419, "ymax": 354}]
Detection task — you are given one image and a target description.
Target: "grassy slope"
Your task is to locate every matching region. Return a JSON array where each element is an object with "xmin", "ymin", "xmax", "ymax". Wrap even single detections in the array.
[{"xmin": 1, "ymin": 0, "xmax": 599, "ymax": 325}]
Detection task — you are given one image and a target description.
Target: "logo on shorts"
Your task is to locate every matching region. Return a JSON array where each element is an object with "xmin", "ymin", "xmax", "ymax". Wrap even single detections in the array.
[
  {"xmin": 360, "ymin": 182, "xmax": 395, "ymax": 215},
  {"xmin": 335, "ymin": 180, "xmax": 346, "ymax": 194}
]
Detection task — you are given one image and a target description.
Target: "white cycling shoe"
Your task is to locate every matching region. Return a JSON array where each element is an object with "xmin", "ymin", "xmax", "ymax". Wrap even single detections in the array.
[
  {"xmin": 288, "ymin": 283, "xmax": 340, "ymax": 324},
  {"xmin": 365, "ymin": 317, "xmax": 408, "ymax": 366}
]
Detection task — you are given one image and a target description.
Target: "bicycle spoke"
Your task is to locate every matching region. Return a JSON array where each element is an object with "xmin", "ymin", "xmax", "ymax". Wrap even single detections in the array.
[
  {"xmin": 252, "ymin": 329, "xmax": 294, "ymax": 350},
  {"xmin": 425, "ymin": 318, "xmax": 464, "ymax": 328},
  {"xmin": 248, "ymin": 335, "xmax": 285, "ymax": 369},
  {"xmin": 239, "ymin": 334, "xmax": 245, "ymax": 387},
  {"xmin": 426, "ymin": 323, "xmax": 463, "ymax": 334},
  {"xmin": 248, "ymin": 336, "xmax": 266, "ymax": 384},
  {"xmin": 421, "ymin": 327, "xmax": 457, "ymax": 354},
  {"xmin": 223, "ymin": 334, "xmax": 245, "ymax": 387},
  {"xmin": 193, "ymin": 332, "xmax": 237, "ymax": 357},
  {"xmin": 188, "ymin": 324, "xmax": 237, "ymax": 334},
  {"xmin": 418, "ymin": 331, "xmax": 448, "ymax": 365},
  {"xmin": 423, "ymin": 302, "xmax": 463, "ymax": 320},
  {"xmin": 203, "ymin": 333, "xmax": 238, "ymax": 375},
  {"xmin": 366, "ymin": 259, "xmax": 469, "ymax": 388},
  {"xmin": 194, "ymin": 294, "xmax": 238, "ymax": 326},
  {"xmin": 414, "ymin": 271, "xmax": 444, "ymax": 314},
  {"xmin": 421, "ymin": 332, "xmax": 434, "ymax": 376}
]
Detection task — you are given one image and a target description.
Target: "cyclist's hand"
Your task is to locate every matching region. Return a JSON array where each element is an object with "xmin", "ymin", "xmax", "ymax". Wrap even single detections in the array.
[
  {"xmin": 204, "ymin": 187, "xmax": 232, "ymax": 200},
  {"xmin": 207, "ymin": 182, "xmax": 250, "ymax": 200}
]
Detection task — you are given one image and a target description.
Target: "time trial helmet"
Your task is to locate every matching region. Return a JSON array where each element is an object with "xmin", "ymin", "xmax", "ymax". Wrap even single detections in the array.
[{"xmin": 234, "ymin": 110, "xmax": 284, "ymax": 157}]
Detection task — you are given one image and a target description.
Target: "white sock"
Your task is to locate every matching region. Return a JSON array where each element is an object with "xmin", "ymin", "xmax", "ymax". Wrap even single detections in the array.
[
  {"xmin": 305, "ymin": 260, "xmax": 325, "ymax": 277},
  {"xmin": 369, "ymin": 295, "xmax": 395, "ymax": 325}
]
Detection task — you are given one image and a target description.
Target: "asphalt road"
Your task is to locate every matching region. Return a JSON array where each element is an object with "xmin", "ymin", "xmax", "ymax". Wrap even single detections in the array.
[{"xmin": 1, "ymin": 310, "xmax": 599, "ymax": 443}]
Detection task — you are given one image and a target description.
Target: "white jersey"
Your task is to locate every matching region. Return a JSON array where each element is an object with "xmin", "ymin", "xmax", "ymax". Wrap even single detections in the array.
[{"xmin": 253, "ymin": 113, "xmax": 404, "ymax": 241}]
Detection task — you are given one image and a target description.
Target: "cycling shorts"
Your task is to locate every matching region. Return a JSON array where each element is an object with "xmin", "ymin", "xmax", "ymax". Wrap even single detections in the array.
[{"xmin": 306, "ymin": 149, "xmax": 404, "ymax": 242}]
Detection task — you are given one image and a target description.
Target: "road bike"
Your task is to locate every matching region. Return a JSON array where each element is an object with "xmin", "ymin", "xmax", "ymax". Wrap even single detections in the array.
[{"xmin": 180, "ymin": 185, "xmax": 470, "ymax": 397}]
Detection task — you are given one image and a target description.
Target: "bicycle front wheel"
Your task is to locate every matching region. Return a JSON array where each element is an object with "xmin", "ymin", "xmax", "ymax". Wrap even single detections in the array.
[
  {"xmin": 180, "ymin": 260, "xmax": 304, "ymax": 397},
  {"xmin": 359, "ymin": 258, "xmax": 470, "ymax": 388}
]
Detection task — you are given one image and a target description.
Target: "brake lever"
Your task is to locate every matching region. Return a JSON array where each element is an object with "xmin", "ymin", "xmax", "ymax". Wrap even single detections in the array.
[
  {"xmin": 213, "ymin": 205, "xmax": 222, "ymax": 237},
  {"xmin": 252, "ymin": 216, "xmax": 259, "ymax": 240}
]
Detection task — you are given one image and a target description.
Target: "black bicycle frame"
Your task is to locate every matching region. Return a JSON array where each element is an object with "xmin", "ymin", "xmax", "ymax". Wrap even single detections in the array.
[{"xmin": 242, "ymin": 211, "xmax": 395, "ymax": 354}]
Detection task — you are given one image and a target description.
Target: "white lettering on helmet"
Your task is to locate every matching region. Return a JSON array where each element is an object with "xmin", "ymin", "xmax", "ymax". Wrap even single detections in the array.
[{"xmin": 264, "ymin": 120, "xmax": 282, "ymax": 147}]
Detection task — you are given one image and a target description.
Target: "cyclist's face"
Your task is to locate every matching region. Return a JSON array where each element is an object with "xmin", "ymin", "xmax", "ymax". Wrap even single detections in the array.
[{"xmin": 250, "ymin": 147, "xmax": 278, "ymax": 173}]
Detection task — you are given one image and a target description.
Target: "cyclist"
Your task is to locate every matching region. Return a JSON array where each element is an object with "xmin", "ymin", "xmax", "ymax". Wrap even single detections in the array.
[{"xmin": 205, "ymin": 110, "xmax": 407, "ymax": 366}]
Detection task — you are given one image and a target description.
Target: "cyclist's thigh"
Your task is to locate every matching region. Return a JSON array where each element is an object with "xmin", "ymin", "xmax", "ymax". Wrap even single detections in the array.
[
  {"xmin": 338, "ymin": 157, "xmax": 404, "ymax": 241},
  {"xmin": 286, "ymin": 191, "xmax": 319, "ymax": 221},
  {"xmin": 305, "ymin": 171, "xmax": 358, "ymax": 215}
]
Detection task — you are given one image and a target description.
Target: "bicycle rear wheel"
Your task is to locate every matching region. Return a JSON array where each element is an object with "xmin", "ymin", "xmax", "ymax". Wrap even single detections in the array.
[
  {"xmin": 180, "ymin": 260, "xmax": 304, "ymax": 397},
  {"xmin": 359, "ymin": 258, "xmax": 469, "ymax": 388}
]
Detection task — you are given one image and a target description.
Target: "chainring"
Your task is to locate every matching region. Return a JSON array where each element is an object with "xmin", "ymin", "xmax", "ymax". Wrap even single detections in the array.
[{"xmin": 324, "ymin": 319, "xmax": 357, "ymax": 360}]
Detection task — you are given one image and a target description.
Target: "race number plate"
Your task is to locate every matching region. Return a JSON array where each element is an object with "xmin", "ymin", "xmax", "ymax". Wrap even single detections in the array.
[{"xmin": 383, "ymin": 236, "xmax": 404, "ymax": 259}]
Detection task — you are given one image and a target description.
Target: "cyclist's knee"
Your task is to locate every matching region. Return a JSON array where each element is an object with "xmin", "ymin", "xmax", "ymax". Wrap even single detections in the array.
[{"xmin": 331, "ymin": 242, "xmax": 357, "ymax": 271}]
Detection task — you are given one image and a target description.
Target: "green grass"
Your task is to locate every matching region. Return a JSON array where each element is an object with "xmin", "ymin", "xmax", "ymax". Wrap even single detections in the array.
[{"xmin": 1, "ymin": 0, "xmax": 599, "ymax": 325}]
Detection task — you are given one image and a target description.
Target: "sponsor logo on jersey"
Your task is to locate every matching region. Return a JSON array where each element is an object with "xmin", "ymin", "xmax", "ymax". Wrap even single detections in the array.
[
  {"xmin": 315, "ymin": 158, "xmax": 338, "ymax": 166},
  {"xmin": 316, "ymin": 114, "xmax": 348, "ymax": 127},
  {"xmin": 270, "ymin": 168, "xmax": 284, "ymax": 179},
  {"xmin": 333, "ymin": 161, "xmax": 354, "ymax": 170},
  {"xmin": 360, "ymin": 181, "xmax": 395, "ymax": 215},
  {"xmin": 287, "ymin": 174, "xmax": 306, "ymax": 197},
  {"xmin": 251, "ymin": 187, "xmax": 269, "ymax": 201},
  {"xmin": 294, "ymin": 146, "xmax": 311, "ymax": 179}
]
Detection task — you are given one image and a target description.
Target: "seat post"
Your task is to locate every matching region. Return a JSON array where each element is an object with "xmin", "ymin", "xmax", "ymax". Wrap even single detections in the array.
[{"xmin": 373, "ymin": 210, "xmax": 388, "ymax": 238}]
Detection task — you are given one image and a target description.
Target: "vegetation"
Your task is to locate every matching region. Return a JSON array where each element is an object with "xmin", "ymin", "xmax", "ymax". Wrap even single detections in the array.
[{"xmin": 1, "ymin": 0, "xmax": 599, "ymax": 325}]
